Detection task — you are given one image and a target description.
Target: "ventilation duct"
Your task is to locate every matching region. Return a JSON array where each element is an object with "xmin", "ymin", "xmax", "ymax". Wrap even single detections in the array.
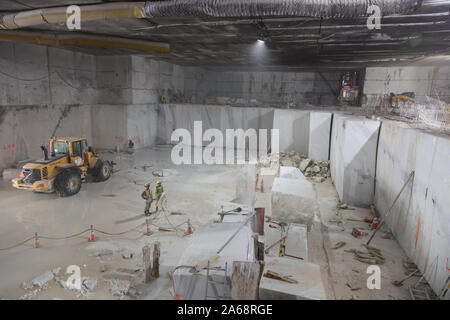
[{"xmin": 144, "ymin": 0, "xmax": 423, "ymax": 19}]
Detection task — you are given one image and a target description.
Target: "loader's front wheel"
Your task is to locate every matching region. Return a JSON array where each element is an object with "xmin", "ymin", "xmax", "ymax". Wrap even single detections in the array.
[
  {"xmin": 94, "ymin": 160, "xmax": 111, "ymax": 182},
  {"xmin": 55, "ymin": 170, "xmax": 82, "ymax": 197}
]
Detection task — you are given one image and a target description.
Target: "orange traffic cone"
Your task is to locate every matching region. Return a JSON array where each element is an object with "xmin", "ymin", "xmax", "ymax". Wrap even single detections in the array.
[
  {"xmin": 89, "ymin": 225, "xmax": 96, "ymax": 242},
  {"xmin": 34, "ymin": 232, "xmax": 40, "ymax": 249},
  {"xmin": 185, "ymin": 219, "xmax": 193, "ymax": 235},
  {"xmin": 145, "ymin": 219, "xmax": 153, "ymax": 236}
]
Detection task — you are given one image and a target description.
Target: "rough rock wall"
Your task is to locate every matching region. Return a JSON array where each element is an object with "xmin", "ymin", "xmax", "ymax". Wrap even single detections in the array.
[
  {"xmin": 184, "ymin": 68, "xmax": 342, "ymax": 108},
  {"xmin": 0, "ymin": 105, "xmax": 93, "ymax": 169},
  {"xmin": 363, "ymin": 66, "xmax": 450, "ymax": 109},
  {"xmin": 0, "ymin": 43, "xmax": 188, "ymax": 169}
]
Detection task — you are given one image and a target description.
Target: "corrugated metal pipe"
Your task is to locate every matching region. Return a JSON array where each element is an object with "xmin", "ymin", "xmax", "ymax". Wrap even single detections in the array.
[{"xmin": 144, "ymin": 0, "xmax": 423, "ymax": 19}]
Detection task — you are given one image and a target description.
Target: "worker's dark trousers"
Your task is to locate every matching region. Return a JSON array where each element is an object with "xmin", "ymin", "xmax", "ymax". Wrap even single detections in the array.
[{"xmin": 156, "ymin": 196, "xmax": 161, "ymax": 211}]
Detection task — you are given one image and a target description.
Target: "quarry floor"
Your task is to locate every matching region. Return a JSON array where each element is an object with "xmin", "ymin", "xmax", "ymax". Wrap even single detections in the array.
[{"xmin": 0, "ymin": 147, "xmax": 419, "ymax": 300}]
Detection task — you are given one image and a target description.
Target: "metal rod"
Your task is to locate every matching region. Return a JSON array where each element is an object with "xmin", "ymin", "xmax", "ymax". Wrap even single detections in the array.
[
  {"xmin": 367, "ymin": 170, "xmax": 415, "ymax": 245},
  {"xmin": 204, "ymin": 260, "xmax": 210, "ymax": 300},
  {"xmin": 264, "ymin": 235, "xmax": 287, "ymax": 254},
  {"xmin": 217, "ymin": 211, "xmax": 256, "ymax": 254}
]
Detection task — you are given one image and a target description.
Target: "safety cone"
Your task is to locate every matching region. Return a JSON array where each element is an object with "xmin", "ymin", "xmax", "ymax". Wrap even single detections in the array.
[
  {"xmin": 89, "ymin": 225, "xmax": 96, "ymax": 242},
  {"xmin": 185, "ymin": 219, "xmax": 193, "ymax": 235},
  {"xmin": 371, "ymin": 217, "xmax": 379, "ymax": 230},
  {"xmin": 34, "ymin": 232, "xmax": 40, "ymax": 249},
  {"xmin": 145, "ymin": 219, "xmax": 153, "ymax": 236}
]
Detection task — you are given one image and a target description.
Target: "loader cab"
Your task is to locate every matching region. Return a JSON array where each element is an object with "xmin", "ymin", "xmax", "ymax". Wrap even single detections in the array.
[
  {"xmin": 51, "ymin": 138, "xmax": 87, "ymax": 167},
  {"xmin": 69, "ymin": 139, "xmax": 87, "ymax": 166},
  {"xmin": 53, "ymin": 140, "xmax": 69, "ymax": 155}
]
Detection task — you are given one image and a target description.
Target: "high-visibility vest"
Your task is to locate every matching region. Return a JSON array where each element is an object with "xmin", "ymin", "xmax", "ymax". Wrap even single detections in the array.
[{"xmin": 154, "ymin": 185, "xmax": 164, "ymax": 198}]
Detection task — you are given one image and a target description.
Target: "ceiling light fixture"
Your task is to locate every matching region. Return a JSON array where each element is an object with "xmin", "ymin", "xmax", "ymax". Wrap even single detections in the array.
[{"xmin": 255, "ymin": 19, "xmax": 269, "ymax": 44}]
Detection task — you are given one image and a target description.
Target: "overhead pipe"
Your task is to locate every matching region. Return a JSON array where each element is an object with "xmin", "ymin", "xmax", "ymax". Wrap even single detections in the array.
[
  {"xmin": 0, "ymin": 2, "xmax": 146, "ymax": 29},
  {"xmin": 144, "ymin": 0, "xmax": 424, "ymax": 19},
  {"xmin": 0, "ymin": 31, "xmax": 170, "ymax": 53}
]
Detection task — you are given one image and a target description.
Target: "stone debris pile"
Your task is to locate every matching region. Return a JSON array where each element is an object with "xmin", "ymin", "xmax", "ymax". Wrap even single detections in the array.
[
  {"xmin": 279, "ymin": 151, "xmax": 330, "ymax": 182},
  {"xmin": 20, "ymin": 267, "xmax": 62, "ymax": 299}
]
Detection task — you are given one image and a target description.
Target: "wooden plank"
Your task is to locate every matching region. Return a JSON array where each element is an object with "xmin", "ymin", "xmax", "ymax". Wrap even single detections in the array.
[
  {"xmin": 231, "ymin": 261, "xmax": 264, "ymax": 300},
  {"xmin": 151, "ymin": 241, "xmax": 160, "ymax": 278},
  {"xmin": 194, "ymin": 255, "xmax": 220, "ymax": 273},
  {"xmin": 142, "ymin": 245, "xmax": 152, "ymax": 283},
  {"xmin": 264, "ymin": 270, "xmax": 298, "ymax": 284}
]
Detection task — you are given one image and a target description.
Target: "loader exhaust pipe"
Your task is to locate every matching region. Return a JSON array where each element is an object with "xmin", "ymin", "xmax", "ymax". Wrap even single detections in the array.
[{"xmin": 40, "ymin": 145, "xmax": 48, "ymax": 160}]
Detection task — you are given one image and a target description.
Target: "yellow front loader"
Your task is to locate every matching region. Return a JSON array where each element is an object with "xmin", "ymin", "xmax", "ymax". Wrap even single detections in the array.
[{"xmin": 12, "ymin": 137, "xmax": 113, "ymax": 197}]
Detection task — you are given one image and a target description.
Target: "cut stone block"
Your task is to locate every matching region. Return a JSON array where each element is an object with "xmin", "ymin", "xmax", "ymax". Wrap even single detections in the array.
[
  {"xmin": 259, "ymin": 257, "xmax": 326, "ymax": 300},
  {"xmin": 271, "ymin": 177, "xmax": 317, "ymax": 227},
  {"xmin": 330, "ymin": 115, "xmax": 380, "ymax": 206},
  {"xmin": 233, "ymin": 165, "xmax": 256, "ymax": 207},
  {"xmin": 280, "ymin": 166, "xmax": 306, "ymax": 180},
  {"xmin": 308, "ymin": 112, "xmax": 332, "ymax": 161},
  {"xmin": 264, "ymin": 223, "xmax": 308, "ymax": 261},
  {"xmin": 273, "ymin": 109, "xmax": 310, "ymax": 154},
  {"xmin": 285, "ymin": 223, "xmax": 308, "ymax": 261},
  {"xmin": 172, "ymin": 223, "xmax": 254, "ymax": 300}
]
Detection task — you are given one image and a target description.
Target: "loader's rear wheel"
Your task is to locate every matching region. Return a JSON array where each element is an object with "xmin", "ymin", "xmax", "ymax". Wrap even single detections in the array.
[
  {"xmin": 94, "ymin": 160, "xmax": 111, "ymax": 182},
  {"xmin": 55, "ymin": 170, "xmax": 82, "ymax": 197}
]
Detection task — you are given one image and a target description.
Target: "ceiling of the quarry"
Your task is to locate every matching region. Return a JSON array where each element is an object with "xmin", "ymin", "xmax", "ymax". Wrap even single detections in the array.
[{"xmin": 0, "ymin": 0, "xmax": 449, "ymax": 70}]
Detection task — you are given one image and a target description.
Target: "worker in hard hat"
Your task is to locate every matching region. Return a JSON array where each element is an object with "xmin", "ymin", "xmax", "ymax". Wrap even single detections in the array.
[
  {"xmin": 142, "ymin": 183, "xmax": 153, "ymax": 216},
  {"xmin": 154, "ymin": 180, "xmax": 165, "ymax": 212}
]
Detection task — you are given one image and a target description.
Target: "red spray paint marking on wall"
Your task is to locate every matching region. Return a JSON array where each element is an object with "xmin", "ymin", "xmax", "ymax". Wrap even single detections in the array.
[
  {"xmin": 131, "ymin": 135, "xmax": 141, "ymax": 144},
  {"xmin": 2, "ymin": 144, "xmax": 15, "ymax": 156},
  {"xmin": 415, "ymin": 217, "xmax": 421, "ymax": 249},
  {"xmin": 446, "ymin": 258, "xmax": 450, "ymax": 271},
  {"xmin": 114, "ymin": 136, "xmax": 124, "ymax": 143}
]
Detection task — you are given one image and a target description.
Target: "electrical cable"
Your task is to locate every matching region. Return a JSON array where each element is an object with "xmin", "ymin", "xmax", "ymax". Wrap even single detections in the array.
[
  {"xmin": 0, "ymin": 236, "xmax": 35, "ymax": 251},
  {"xmin": 0, "ymin": 222, "xmax": 145, "ymax": 251}
]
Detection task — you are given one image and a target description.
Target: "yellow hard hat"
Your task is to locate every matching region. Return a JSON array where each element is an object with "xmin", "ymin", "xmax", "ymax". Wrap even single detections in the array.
[
  {"xmin": 145, "ymin": 183, "xmax": 150, "ymax": 188},
  {"xmin": 156, "ymin": 180, "xmax": 162, "ymax": 185}
]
